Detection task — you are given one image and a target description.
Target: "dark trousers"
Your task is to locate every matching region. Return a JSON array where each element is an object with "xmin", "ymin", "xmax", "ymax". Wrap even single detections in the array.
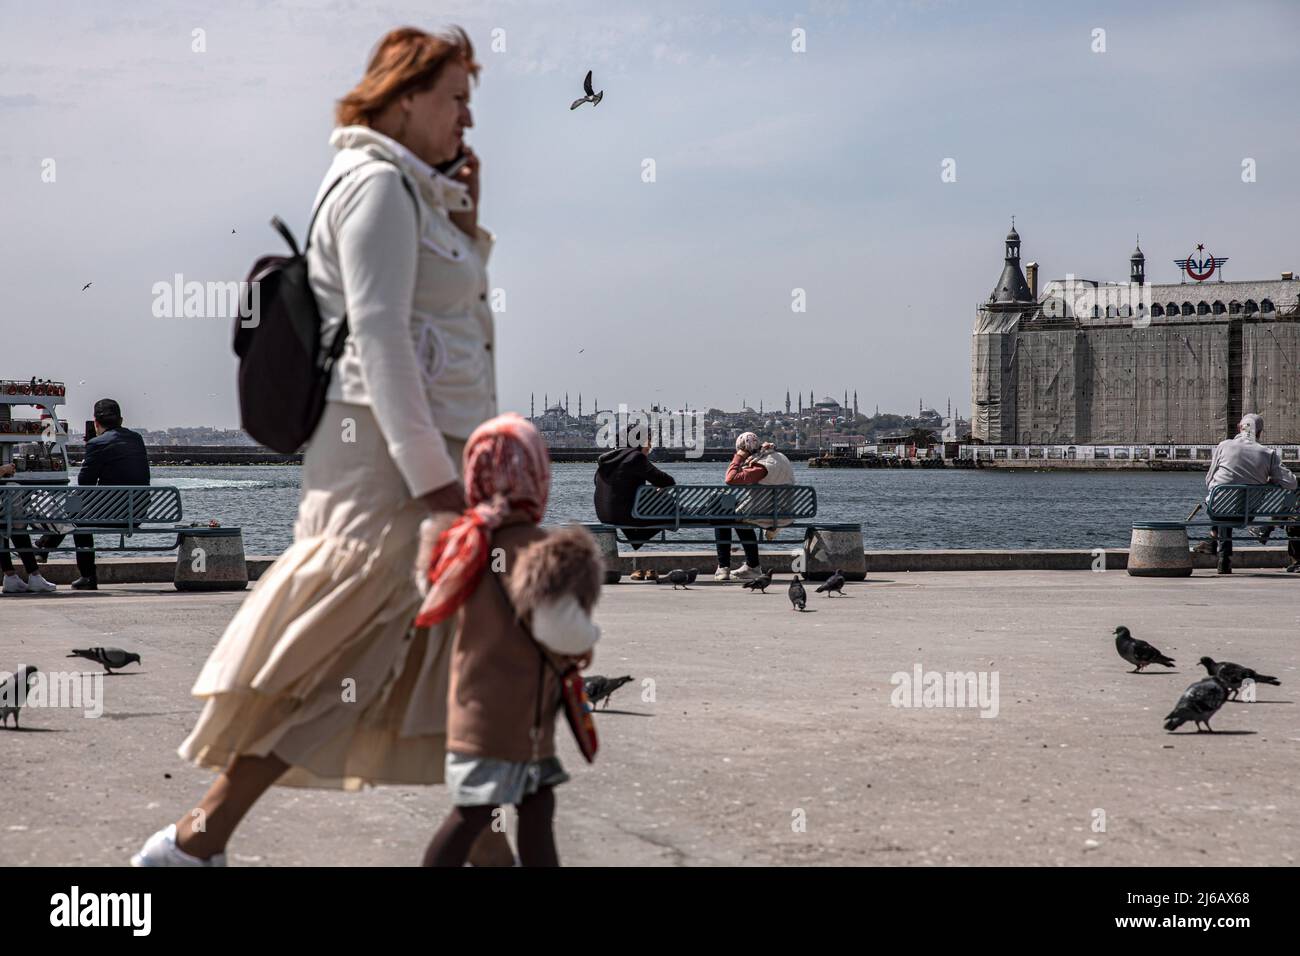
[
  {"xmin": 36, "ymin": 532, "xmax": 97, "ymax": 578},
  {"xmin": 0, "ymin": 534, "xmax": 39, "ymax": 575},
  {"xmin": 1211, "ymin": 525, "xmax": 1300, "ymax": 568},
  {"xmin": 715, "ymin": 527, "xmax": 759, "ymax": 569}
]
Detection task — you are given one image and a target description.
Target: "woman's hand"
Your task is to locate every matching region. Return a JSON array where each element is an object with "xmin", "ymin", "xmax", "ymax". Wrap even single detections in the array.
[
  {"xmin": 448, "ymin": 146, "xmax": 479, "ymax": 240},
  {"xmin": 422, "ymin": 480, "xmax": 466, "ymax": 515}
]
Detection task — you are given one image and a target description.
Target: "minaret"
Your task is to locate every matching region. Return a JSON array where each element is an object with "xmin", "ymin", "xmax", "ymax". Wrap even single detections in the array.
[
  {"xmin": 565, "ymin": 393, "xmax": 569, "ymax": 416},
  {"xmin": 530, "ymin": 393, "xmax": 535, "ymax": 419},
  {"xmin": 544, "ymin": 393, "xmax": 548, "ymax": 414},
  {"xmin": 843, "ymin": 389, "xmax": 848, "ymax": 412},
  {"xmin": 785, "ymin": 390, "xmax": 791, "ymax": 414},
  {"xmin": 578, "ymin": 394, "xmax": 582, "ymax": 418},
  {"xmin": 853, "ymin": 391, "xmax": 859, "ymax": 419},
  {"xmin": 1130, "ymin": 236, "xmax": 1145, "ymax": 286},
  {"xmin": 798, "ymin": 393, "xmax": 802, "ymax": 416}
]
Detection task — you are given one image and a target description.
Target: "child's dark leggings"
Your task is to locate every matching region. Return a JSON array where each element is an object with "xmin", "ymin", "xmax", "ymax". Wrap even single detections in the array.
[{"xmin": 423, "ymin": 786, "xmax": 558, "ymax": 867}]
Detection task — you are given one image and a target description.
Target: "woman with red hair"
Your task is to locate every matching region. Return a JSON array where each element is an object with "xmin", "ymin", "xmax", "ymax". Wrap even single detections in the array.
[{"xmin": 133, "ymin": 25, "xmax": 507, "ymax": 866}]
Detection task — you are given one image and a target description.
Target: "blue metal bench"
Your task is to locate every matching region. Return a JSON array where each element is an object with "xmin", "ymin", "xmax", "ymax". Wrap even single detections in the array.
[
  {"xmin": 1, "ymin": 485, "xmax": 189, "ymax": 552},
  {"xmin": 583, "ymin": 484, "xmax": 864, "ymax": 582},
  {"xmin": 1, "ymin": 485, "xmax": 248, "ymax": 591},
  {"xmin": 1192, "ymin": 484, "xmax": 1300, "ymax": 532}
]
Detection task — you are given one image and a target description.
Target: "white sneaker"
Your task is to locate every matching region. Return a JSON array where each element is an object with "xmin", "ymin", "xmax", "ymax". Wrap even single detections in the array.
[
  {"xmin": 2, "ymin": 574, "xmax": 28, "ymax": 594},
  {"xmin": 130, "ymin": 824, "xmax": 227, "ymax": 867},
  {"xmin": 731, "ymin": 565, "xmax": 762, "ymax": 582},
  {"xmin": 24, "ymin": 573, "xmax": 56, "ymax": 593},
  {"xmin": 713, "ymin": 566, "xmax": 731, "ymax": 581}
]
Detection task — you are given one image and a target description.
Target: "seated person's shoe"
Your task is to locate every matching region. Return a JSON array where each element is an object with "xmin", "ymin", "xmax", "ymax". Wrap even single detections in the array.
[
  {"xmin": 2, "ymin": 573, "xmax": 29, "ymax": 594},
  {"xmin": 1216, "ymin": 560, "xmax": 1232, "ymax": 575},
  {"xmin": 131, "ymin": 824, "xmax": 226, "ymax": 867},
  {"xmin": 24, "ymin": 573, "xmax": 56, "ymax": 593},
  {"xmin": 713, "ymin": 566, "xmax": 731, "ymax": 581},
  {"xmin": 731, "ymin": 565, "xmax": 762, "ymax": 582},
  {"xmin": 71, "ymin": 576, "xmax": 98, "ymax": 591},
  {"xmin": 1287, "ymin": 563, "xmax": 1300, "ymax": 573}
]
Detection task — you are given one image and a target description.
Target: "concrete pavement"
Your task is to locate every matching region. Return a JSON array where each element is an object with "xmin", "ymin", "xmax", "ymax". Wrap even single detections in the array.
[{"xmin": 2, "ymin": 568, "xmax": 1297, "ymax": 866}]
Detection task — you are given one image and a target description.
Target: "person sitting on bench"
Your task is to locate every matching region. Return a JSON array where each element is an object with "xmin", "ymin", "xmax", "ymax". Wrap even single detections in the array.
[
  {"xmin": 37, "ymin": 398, "xmax": 150, "ymax": 590},
  {"xmin": 0, "ymin": 462, "xmax": 58, "ymax": 594},
  {"xmin": 594, "ymin": 423, "xmax": 676, "ymax": 579},
  {"xmin": 1196, "ymin": 413, "xmax": 1299, "ymax": 574}
]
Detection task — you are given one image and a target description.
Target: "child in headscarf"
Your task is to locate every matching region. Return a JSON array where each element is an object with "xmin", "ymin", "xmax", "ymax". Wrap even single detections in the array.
[{"xmin": 415, "ymin": 413, "xmax": 603, "ymax": 866}]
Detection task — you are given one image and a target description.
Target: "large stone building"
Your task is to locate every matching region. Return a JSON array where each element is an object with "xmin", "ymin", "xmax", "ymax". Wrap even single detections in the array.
[{"xmin": 972, "ymin": 226, "xmax": 1300, "ymax": 444}]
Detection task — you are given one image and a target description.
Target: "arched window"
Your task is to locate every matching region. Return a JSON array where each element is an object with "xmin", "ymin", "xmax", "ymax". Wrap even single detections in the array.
[
  {"xmin": 1167, "ymin": 302, "xmax": 1180, "ymax": 315},
  {"xmin": 1244, "ymin": 300, "xmax": 1258, "ymax": 315},
  {"xmin": 1181, "ymin": 302, "xmax": 1194, "ymax": 316},
  {"xmin": 1212, "ymin": 301, "xmax": 1226, "ymax": 314},
  {"xmin": 1229, "ymin": 300, "xmax": 1241, "ymax": 314},
  {"xmin": 1197, "ymin": 301, "xmax": 1210, "ymax": 315},
  {"xmin": 1261, "ymin": 299, "xmax": 1274, "ymax": 313},
  {"xmin": 1152, "ymin": 304, "xmax": 1164, "ymax": 317}
]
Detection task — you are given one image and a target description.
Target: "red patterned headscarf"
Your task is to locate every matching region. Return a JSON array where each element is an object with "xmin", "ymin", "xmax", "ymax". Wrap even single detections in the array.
[{"xmin": 415, "ymin": 413, "xmax": 551, "ymax": 626}]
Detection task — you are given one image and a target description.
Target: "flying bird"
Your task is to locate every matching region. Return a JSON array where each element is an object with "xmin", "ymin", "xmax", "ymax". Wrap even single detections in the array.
[
  {"xmin": 1113, "ymin": 626, "xmax": 1175, "ymax": 672},
  {"xmin": 81, "ymin": 283, "xmax": 92, "ymax": 291},
  {"xmin": 1199, "ymin": 657, "xmax": 1281, "ymax": 700},
  {"xmin": 1164, "ymin": 676, "xmax": 1229, "ymax": 733},
  {"xmin": 570, "ymin": 70, "xmax": 604, "ymax": 110},
  {"xmin": 816, "ymin": 570, "xmax": 846, "ymax": 596},
  {"xmin": 788, "ymin": 574, "xmax": 806, "ymax": 611},
  {"xmin": 0, "ymin": 666, "xmax": 39, "ymax": 729},
  {"xmin": 742, "ymin": 568, "xmax": 773, "ymax": 593},
  {"xmin": 583, "ymin": 674, "xmax": 633, "ymax": 710},
  {"xmin": 67, "ymin": 646, "xmax": 141, "ymax": 674}
]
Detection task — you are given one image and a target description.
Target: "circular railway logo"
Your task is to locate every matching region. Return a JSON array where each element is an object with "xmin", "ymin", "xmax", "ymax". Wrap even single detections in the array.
[{"xmin": 1174, "ymin": 243, "xmax": 1228, "ymax": 282}]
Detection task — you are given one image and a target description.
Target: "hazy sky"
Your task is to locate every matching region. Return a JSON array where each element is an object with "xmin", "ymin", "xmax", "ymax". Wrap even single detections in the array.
[{"xmin": 3, "ymin": 0, "xmax": 1298, "ymax": 429}]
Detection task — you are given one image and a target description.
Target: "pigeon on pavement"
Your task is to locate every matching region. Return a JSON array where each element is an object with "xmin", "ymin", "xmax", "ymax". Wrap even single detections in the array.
[
  {"xmin": 68, "ymin": 647, "xmax": 141, "ymax": 674},
  {"xmin": 1164, "ymin": 676, "xmax": 1229, "ymax": 732},
  {"xmin": 0, "ymin": 665, "xmax": 39, "ymax": 729},
  {"xmin": 742, "ymin": 569, "xmax": 773, "ymax": 593},
  {"xmin": 570, "ymin": 70, "xmax": 604, "ymax": 110},
  {"xmin": 1199, "ymin": 657, "xmax": 1281, "ymax": 700},
  {"xmin": 583, "ymin": 675, "xmax": 633, "ymax": 710},
  {"xmin": 815, "ymin": 570, "xmax": 845, "ymax": 596},
  {"xmin": 1113, "ymin": 626, "xmax": 1174, "ymax": 672},
  {"xmin": 661, "ymin": 569, "xmax": 693, "ymax": 589},
  {"xmin": 788, "ymin": 575, "xmax": 806, "ymax": 611}
]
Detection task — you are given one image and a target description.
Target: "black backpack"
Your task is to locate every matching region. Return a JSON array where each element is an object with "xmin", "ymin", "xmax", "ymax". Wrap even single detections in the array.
[{"xmin": 233, "ymin": 159, "xmax": 415, "ymax": 453}]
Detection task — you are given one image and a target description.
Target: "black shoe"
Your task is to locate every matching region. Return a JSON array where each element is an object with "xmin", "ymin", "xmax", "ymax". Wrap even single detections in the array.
[
  {"xmin": 71, "ymin": 576, "xmax": 98, "ymax": 590},
  {"xmin": 1287, "ymin": 563, "xmax": 1300, "ymax": 573},
  {"xmin": 1216, "ymin": 562, "xmax": 1232, "ymax": 575}
]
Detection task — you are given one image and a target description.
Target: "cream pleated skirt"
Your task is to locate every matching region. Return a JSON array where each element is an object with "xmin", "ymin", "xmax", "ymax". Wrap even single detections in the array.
[{"xmin": 178, "ymin": 402, "xmax": 463, "ymax": 790}]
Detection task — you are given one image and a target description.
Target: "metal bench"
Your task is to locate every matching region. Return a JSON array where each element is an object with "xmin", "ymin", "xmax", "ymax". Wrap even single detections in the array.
[
  {"xmin": 0, "ymin": 484, "xmax": 247, "ymax": 590},
  {"xmin": 584, "ymin": 484, "xmax": 864, "ymax": 583},
  {"xmin": 1196, "ymin": 484, "xmax": 1300, "ymax": 530}
]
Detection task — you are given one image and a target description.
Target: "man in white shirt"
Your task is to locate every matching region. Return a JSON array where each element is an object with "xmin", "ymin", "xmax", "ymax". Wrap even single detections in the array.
[{"xmin": 1198, "ymin": 414, "xmax": 1300, "ymax": 574}]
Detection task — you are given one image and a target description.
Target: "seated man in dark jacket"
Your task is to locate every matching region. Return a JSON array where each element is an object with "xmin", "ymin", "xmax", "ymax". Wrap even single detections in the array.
[
  {"xmin": 594, "ymin": 425, "xmax": 675, "ymax": 575},
  {"xmin": 38, "ymin": 398, "xmax": 151, "ymax": 589}
]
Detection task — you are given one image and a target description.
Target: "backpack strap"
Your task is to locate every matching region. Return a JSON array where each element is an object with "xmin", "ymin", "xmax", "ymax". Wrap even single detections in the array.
[{"xmin": 305, "ymin": 158, "xmax": 420, "ymax": 363}]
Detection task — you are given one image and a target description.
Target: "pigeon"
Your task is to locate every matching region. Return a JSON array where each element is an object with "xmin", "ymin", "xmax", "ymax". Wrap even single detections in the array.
[
  {"xmin": 815, "ymin": 570, "xmax": 846, "ymax": 596},
  {"xmin": 583, "ymin": 674, "xmax": 633, "ymax": 710},
  {"xmin": 788, "ymin": 574, "xmax": 806, "ymax": 611},
  {"xmin": 742, "ymin": 568, "xmax": 773, "ymax": 593},
  {"xmin": 1199, "ymin": 657, "xmax": 1281, "ymax": 700},
  {"xmin": 1164, "ymin": 676, "xmax": 1229, "ymax": 732},
  {"xmin": 661, "ymin": 568, "xmax": 693, "ymax": 589},
  {"xmin": 1113, "ymin": 626, "xmax": 1174, "ymax": 672},
  {"xmin": 81, "ymin": 282, "xmax": 92, "ymax": 291},
  {"xmin": 0, "ymin": 666, "xmax": 39, "ymax": 729},
  {"xmin": 67, "ymin": 646, "xmax": 141, "ymax": 674},
  {"xmin": 569, "ymin": 70, "xmax": 604, "ymax": 110}
]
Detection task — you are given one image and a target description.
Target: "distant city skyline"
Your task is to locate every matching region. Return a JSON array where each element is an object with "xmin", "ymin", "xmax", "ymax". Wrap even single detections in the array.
[{"xmin": 4, "ymin": 1, "xmax": 1298, "ymax": 430}]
